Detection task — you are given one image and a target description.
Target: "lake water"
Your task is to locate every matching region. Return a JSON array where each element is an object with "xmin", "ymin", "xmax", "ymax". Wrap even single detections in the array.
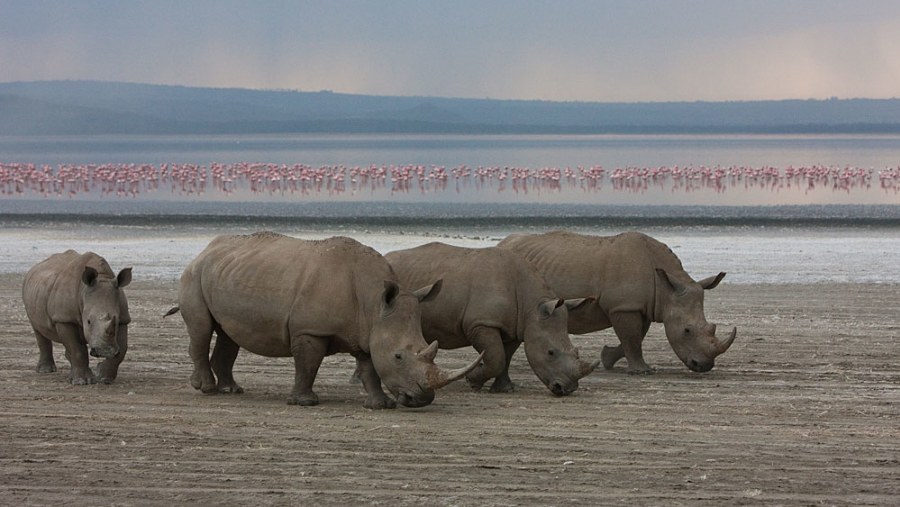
[
  {"xmin": 2, "ymin": 133, "xmax": 900, "ymax": 205},
  {"xmin": 1, "ymin": 134, "xmax": 898, "ymax": 284}
]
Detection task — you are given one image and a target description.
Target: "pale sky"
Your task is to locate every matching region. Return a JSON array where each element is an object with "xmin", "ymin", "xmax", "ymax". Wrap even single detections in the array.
[{"xmin": 2, "ymin": 0, "xmax": 900, "ymax": 102}]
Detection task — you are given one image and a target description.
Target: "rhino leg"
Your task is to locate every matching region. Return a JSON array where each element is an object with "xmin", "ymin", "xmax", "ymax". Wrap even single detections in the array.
[
  {"xmin": 465, "ymin": 327, "xmax": 507, "ymax": 392},
  {"xmin": 96, "ymin": 324, "xmax": 128, "ymax": 384},
  {"xmin": 352, "ymin": 354, "xmax": 397, "ymax": 410},
  {"xmin": 34, "ymin": 330, "xmax": 57, "ymax": 373},
  {"xmin": 610, "ymin": 312, "xmax": 655, "ymax": 374},
  {"xmin": 489, "ymin": 340, "xmax": 520, "ymax": 393},
  {"xmin": 183, "ymin": 306, "xmax": 217, "ymax": 393},
  {"xmin": 600, "ymin": 345, "xmax": 625, "ymax": 370},
  {"xmin": 55, "ymin": 322, "xmax": 95, "ymax": 385},
  {"xmin": 287, "ymin": 334, "xmax": 328, "ymax": 406},
  {"xmin": 210, "ymin": 330, "xmax": 243, "ymax": 394}
]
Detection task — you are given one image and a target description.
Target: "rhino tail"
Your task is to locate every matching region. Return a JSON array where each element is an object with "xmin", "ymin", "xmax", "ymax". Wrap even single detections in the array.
[{"xmin": 163, "ymin": 306, "xmax": 180, "ymax": 318}]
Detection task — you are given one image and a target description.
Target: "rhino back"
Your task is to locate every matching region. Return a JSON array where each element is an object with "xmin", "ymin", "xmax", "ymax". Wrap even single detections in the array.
[
  {"xmin": 500, "ymin": 231, "xmax": 687, "ymax": 307},
  {"xmin": 187, "ymin": 233, "xmax": 392, "ymax": 354},
  {"xmin": 23, "ymin": 250, "xmax": 125, "ymax": 337},
  {"xmin": 387, "ymin": 243, "xmax": 553, "ymax": 346}
]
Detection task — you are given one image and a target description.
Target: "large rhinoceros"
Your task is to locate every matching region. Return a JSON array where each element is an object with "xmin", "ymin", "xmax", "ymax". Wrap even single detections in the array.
[
  {"xmin": 498, "ymin": 231, "xmax": 736, "ymax": 373},
  {"xmin": 385, "ymin": 242, "xmax": 599, "ymax": 396},
  {"xmin": 22, "ymin": 250, "xmax": 132, "ymax": 384},
  {"xmin": 167, "ymin": 232, "xmax": 481, "ymax": 409}
]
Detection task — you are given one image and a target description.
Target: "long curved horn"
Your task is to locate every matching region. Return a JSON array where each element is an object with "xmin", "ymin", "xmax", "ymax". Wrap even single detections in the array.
[
  {"xmin": 426, "ymin": 351, "xmax": 485, "ymax": 390},
  {"xmin": 716, "ymin": 327, "xmax": 737, "ymax": 354}
]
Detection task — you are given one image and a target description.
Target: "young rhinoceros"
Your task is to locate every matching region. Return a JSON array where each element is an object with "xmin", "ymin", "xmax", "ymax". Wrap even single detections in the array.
[
  {"xmin": 22, "ymin": 250, "xmax": 132, "ymax": 384},
  {"xmin": 385, "ymin": 242, "xmax": 600, "ymax": 396},
  {"xmin": 499, "ymin": 231, "xmax": 737, "ymax": 374},
  {"xmin": 166, "ymin": 232, "xmax": 481, "ymax": 409}
]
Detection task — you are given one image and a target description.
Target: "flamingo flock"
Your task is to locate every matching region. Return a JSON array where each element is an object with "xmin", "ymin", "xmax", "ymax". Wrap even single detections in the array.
[{"xmin": 1, "ymin": 162, "xmax": 898, "ymax": 198}]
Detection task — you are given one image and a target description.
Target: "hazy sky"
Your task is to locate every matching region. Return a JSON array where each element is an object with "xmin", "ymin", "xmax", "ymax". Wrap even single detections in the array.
[{"xmin": 2, "ymin": 0, "xmax": 899, "ymax": 102}]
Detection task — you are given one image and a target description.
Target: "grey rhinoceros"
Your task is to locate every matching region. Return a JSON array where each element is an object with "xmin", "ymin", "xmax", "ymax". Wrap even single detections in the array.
[
  {"xmin": 498, "ymin": 231, "xmax": 736, "ymax": 373},
  {"xmin": 22, "ymin": 250, "xmax": 132, "ymax": 384},
  {"xmin": 166, "ymin": 232, "xmax": 481, "ymax": 409},
  {"xmin": 385, "ymin": 242, "xmax": 599, "ymax": 395}
]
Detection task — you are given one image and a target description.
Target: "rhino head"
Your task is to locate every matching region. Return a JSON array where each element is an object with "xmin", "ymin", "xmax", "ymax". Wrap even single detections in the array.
[
  {"xmin": 370, "ymin": 279, "xmax": 482, "ymax": 408},
  {"xmin": 523, "ymin": 297, "xmax": 601, "ymax": 396},
  {"xmin": 80, "ymin": 266, "xmax": 132, "ymax": 358},
  {"xmin": 656, "ymin": 269, "xmax": 737, "ymax": 372}
]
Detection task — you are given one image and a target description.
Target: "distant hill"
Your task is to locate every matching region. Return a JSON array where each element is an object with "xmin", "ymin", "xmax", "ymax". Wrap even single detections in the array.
[{"xmin": 2, "ymin": 80, "xmax": 900, "ymax": 135}]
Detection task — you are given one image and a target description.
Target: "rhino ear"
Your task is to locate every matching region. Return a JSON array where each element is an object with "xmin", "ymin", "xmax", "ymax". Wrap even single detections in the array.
[
  {"xmin": 698, "ymin": 272, "xmax": 726, "ymax": 290},
  {"xmin": 538, "ymin": 298, "xmax": 564, "ymax": 318},
  {"xmin": 564, "ymin": 297, "xmax": 594, "ymax": 311},
  {"xmin": 117, "ymin": 267, "xmax": 133, "ymax": 288},
  {"xmin": 656, "ymin": 268, "xmax": 686, "ymax": 295},
  {"xmin": 82, "ymin": 267, "xmax": 99, "ymax": 287},
  {"xmin": 413, "ymin": 279, "xmax": 442, "ymax": 303},
  {"xmin": 382, "ymin": 280, "xmax": 400, "ymax": 311}
]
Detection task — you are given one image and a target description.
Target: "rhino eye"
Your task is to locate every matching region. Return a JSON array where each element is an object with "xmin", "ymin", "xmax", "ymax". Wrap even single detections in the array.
[
  {"xmin": 684, "ymin": 328, "xmax": 691, "ymax": 334},
  {"xmin": 547, "ymin": 349, "xmax": 555, "ymax": 357},
  {"xmin": 394, "ymin": 352, "xmax": 403, "ymax": 360}
]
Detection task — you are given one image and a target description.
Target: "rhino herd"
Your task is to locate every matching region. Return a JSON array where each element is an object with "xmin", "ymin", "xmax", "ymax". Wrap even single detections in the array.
[{"xmin": 21, "ymin": 230, "xmax": 737, "ymax": 409}]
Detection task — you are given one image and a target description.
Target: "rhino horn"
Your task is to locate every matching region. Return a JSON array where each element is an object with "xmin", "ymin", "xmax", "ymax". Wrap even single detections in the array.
[
  {"xmin": 716, "ymin": 327, "xmax": 738, "ymax": 354},
  {"xmin": 417, "ymin": 340, "xmax": 439, "ymax": 362},
  {"xmin": 427, "ymin": 351, "xmax": 485, "ymax": 390},
  {"xmin": 579, "ymin": 358, "xmax": 602, "ymax": 378}
]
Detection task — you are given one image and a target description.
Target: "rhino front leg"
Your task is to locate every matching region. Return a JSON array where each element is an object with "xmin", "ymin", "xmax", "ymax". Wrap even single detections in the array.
[
  {"xmin": 489, "ymin": 340, "xmax": 521, "ymax": 393},
  {"xmin": 609, "ymin": 312, "xmax": 654, "ymax": 374},
  {"xmin": 352, "ymin": 354, "xmax": 396, "ymax": 410},
  {"xmin": 287, "ymin": 334, "xmax": 328, "ymax": 406},
  {"xmin": 466, "ymin": 327, "xmax": 507, "ymax": 392},
  {"xmin": 34, "ymin": 330, "xmax": 57, "ymax": 373},
  {"xmin": 210, "ymin": 330, "xmax": 243, "ymax": 394},
  {"xmin": 96, "ymin": 324, "xmax": 128, "ymax": 384},
  {"xmin": 55, "ymin": 323, "xmax": 95, "ymax": 385}
]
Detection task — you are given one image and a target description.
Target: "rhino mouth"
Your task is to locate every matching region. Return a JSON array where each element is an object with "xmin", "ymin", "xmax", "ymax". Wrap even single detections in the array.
[
  {"xmin": 89, "ymin": 346, "xmax": 118, "ymax": 358},
  {"xmin": 687, "ymin": 359, "xmax": 714, "ymax": 373},
  {"xmin": 395, "ymin": 390, "xmax": 435, "ymax": 408},
  {"xmin": 549, "ymin": 380, "xmax": 578, "ymax": 397}
]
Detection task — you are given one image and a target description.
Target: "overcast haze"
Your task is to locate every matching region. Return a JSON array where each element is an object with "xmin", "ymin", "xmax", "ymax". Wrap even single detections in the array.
[{"xmin": 2, "ymin": 0, "xmax": 900, "ymax": 102}]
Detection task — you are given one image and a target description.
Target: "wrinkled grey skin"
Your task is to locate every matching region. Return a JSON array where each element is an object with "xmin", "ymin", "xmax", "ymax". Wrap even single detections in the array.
[
  {"xmin": 22, "ymin": 250, "xmax": 132, "ymax": 384},
  {"xmin": 168, "ymin": 232, "xmax": 480, "ymax": 409},
  {"xmin": 499, "ymin": 231, "xmax": 737, "ymax": 373},
  {"xmin": 385, "ymin": 243, "xmax": 600, "ymax": 396}
]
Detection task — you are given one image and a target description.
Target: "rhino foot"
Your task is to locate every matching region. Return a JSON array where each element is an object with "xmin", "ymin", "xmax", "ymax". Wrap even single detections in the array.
[
  {"xmin": 217, "ymin": 383, "xmax": 244, "ymax": 394},
  {"xmin": 287, "ymin": 392, "xmax": 319, "ymax": 406},
  {"xmin": 364, "ymin": 395, "xmax": 397, "ymax": 410},
  {"xmin": 191, "ymin": 370, "xmax": 218, "ymax": 393},
  {"xmin": 489, "ymin": 378, "xmax": 515, "ymax": 393},
  {"xmin": 36, "ymin": 362, "xmax": 57, "ymax": 373},
  {"xmin": 70, "ymin": 372, "xmax": 97, "ymax": 385}
]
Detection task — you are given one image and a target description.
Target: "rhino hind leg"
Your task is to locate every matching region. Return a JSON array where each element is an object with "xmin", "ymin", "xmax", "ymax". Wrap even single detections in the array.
[
  {"xmin": 287, "ymin": 334, "xmax": 329, "ymax": 406},
  {"xmin": 352, "ymin": 354, "xmax": 397, "ymax": 410},
  {"xmin": 96, "ymin": 324, "xmax": 128, "ymax": 384},
  {"xmin": 610, "ymin": 312, "xmax": 655, "ymax": 374},
  {"xmin": 34, "ymin": 331, "xmax": 57, "ymax": 373},
  {"xmin": 210, "ymin": 331, "xmax": 243, "ymax": 394},
  {"xmin": 183, "ymin": 306, "xmax": 217, "ymax": 393},
  {"xmin": 488, "ymin": 340, "xmax": 520, "ymax": 393}
]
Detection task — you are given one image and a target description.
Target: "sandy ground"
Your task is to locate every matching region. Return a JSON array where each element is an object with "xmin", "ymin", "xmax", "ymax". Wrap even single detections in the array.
[{"xmin": 0, "ymin": 273, "xmax": 897, "ymax": 506}]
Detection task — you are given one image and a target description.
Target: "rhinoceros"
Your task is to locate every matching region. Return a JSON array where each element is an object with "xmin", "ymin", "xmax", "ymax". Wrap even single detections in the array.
[
  {"xmin": 385, "ymin": 242, "xmax": 599, "ymax": 396},
  {"xmin": 166, "ymin": 232, "xmax": 481, "ymax": 409},
  {"xmin": 22, "ymin": 250, "xmax": 132, "ymax": 384},
  {"xmin": 498, "ymin": 231, "xmax": 736, "ymax": 373}
]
